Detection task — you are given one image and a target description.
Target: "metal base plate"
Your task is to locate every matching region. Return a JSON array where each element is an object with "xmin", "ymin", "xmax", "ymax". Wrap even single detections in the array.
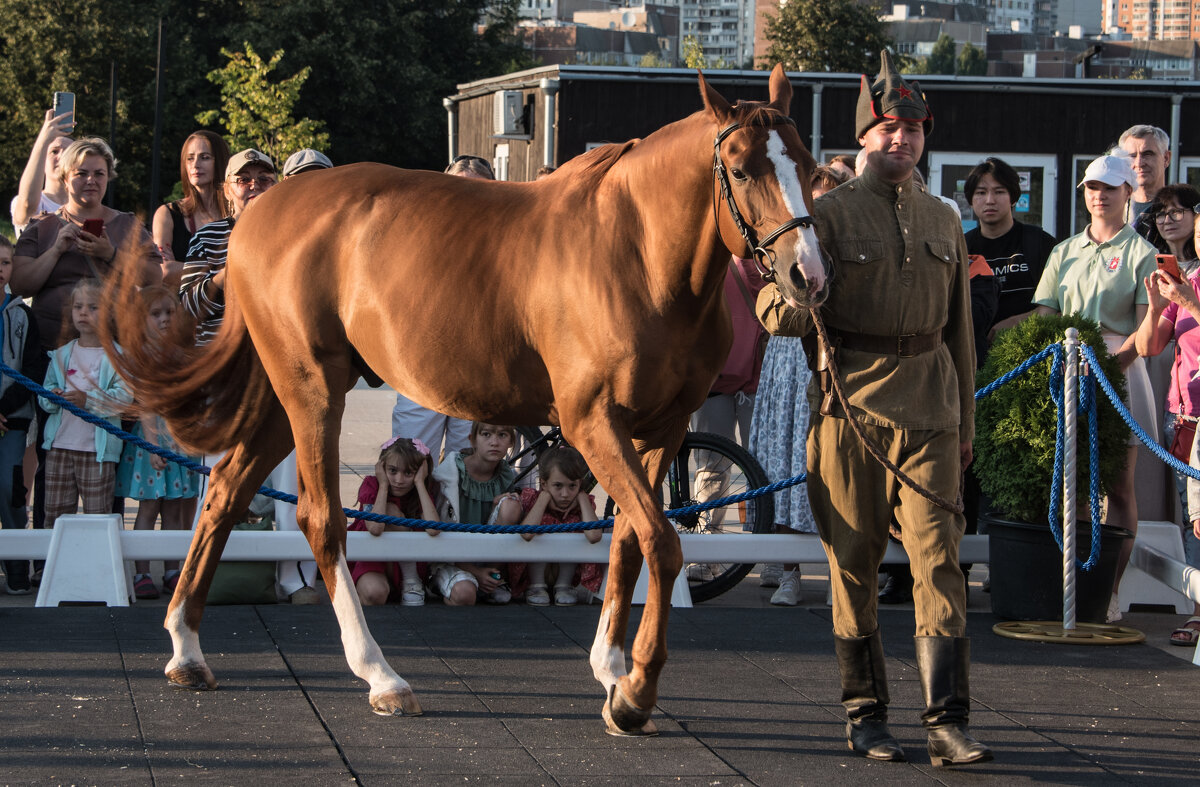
[{"xmin": 992, "ymin": 620, "xmax": 1145, "ymax": 645}]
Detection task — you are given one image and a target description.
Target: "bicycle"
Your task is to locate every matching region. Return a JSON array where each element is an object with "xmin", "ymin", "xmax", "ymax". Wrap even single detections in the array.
[{"xmin": 512, "ymin": 426, "xmax": 773, "ymax": 602}]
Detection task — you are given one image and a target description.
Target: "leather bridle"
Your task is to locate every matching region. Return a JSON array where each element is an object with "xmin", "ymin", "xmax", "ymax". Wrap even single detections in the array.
[{"xmin": 712, "ymin": 115, "xmax": 814, "ymax": 283}]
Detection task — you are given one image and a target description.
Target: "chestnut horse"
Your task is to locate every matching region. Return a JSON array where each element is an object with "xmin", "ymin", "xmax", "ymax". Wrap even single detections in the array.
[{"xmin": 106, "ymin": 66, "xmax": 826, "ymax": 734}]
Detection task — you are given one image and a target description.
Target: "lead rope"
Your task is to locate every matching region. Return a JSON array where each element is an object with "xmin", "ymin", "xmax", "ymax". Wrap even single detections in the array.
[{"xmin": 809, "ymin": 307, "xmax": 965, "ymax": 515}]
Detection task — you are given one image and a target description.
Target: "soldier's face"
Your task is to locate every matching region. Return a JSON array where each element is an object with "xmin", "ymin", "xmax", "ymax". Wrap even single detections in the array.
[{"xmin": 859, "ymin": 119, "xmax": 925, "ymax": 184}]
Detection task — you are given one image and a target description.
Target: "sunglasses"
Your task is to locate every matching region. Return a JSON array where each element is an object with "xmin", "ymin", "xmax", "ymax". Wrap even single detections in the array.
[{"xmin": 230, "ymin": 174, "xmax": 276, "ymax": 187}]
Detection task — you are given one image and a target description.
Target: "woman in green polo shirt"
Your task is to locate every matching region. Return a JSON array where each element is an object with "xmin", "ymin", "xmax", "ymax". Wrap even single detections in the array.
[{"xmin": 1033, "ymin": 153, "xmax": 1158, "ymax": 624}]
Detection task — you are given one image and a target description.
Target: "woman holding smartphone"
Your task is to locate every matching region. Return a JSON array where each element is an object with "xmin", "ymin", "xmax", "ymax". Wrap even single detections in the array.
[
  {"xmin": 1135, "ymin": 186, "xmax": 1200, "ymax": 646},
  {"xmin": 13, "ymin": 137, "xmax": 161, "ymax": 351},
  {"xmin": 1144, "ymin": 184, "xmax": 1200, "ymax": 275}
]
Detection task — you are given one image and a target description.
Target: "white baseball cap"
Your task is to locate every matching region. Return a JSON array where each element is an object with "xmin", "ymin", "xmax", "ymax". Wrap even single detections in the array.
[{"xmin": 1077, "ymin": 155, "xmax": 1135, "ymax": 189}]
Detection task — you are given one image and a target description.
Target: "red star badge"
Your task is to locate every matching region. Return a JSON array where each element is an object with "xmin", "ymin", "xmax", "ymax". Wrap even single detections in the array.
[{"xmin": 897, "ymin": 85, "xmax": 913, "ymax": 99}]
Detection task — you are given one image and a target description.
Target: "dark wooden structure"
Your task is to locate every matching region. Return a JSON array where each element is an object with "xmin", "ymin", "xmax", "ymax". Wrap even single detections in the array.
[{"xmin": 447, "ymin": 65, "xmax": 1200, "ymax": 240}]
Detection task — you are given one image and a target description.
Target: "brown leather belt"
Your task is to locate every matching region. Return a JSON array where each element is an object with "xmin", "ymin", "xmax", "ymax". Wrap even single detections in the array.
[{"xmin": 826, "ymin": 326, "xmax": 943, "ymax": 358}]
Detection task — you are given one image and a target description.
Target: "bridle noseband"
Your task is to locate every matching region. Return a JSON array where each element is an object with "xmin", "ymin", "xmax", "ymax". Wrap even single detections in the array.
[{"xmin": 712, "ymin": 115, "xmax": 813, "ymax": 282}]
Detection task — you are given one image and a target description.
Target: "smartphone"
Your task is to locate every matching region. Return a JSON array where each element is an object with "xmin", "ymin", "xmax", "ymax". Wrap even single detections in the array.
[
  {"xmin": 1157, "ymin": 253, "xmax": 1182, "ymax": 282},
  {"xmin": 52, "ymin": 91, "xmax": 75, "ymax": 129},
  {"xmin": 82, "ymin": 218, "xmax": 104, "ymax": 237}
]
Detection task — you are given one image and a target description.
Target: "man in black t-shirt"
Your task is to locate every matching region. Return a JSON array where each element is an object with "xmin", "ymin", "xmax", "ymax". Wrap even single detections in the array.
[{"xmin": 963, "ymin": 157, "xmax": 1057, "ymax": 339}]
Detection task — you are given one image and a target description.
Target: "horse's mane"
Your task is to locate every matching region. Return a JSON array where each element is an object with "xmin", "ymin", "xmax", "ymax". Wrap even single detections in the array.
[{"xmin": 553, "ymin": 140, "xmax": 638, "ymax": 182}]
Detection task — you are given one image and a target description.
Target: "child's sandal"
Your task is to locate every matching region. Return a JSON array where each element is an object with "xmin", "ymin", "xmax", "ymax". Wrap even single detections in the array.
[{"xmin": 526, "ymin": 584, "xmax": 550, "ymax": 607}]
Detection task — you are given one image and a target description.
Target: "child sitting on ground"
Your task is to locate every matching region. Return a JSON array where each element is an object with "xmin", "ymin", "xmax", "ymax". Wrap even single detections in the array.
[
  {"xmin": 501, "ymin": 444, "xmax": 603, "ymax": 606},
  {"xmin": 39, "ymin": 278, "xmax": 131, "ymax": 529},
  {"xmin": 429, "ymin": 422, "xmax": 518, "ymax": 605},
  {"xmin": 348, "ymin": 437, "xmax": 446, "ymax": 606},
  {"xmin": 114, "ymin": 286, "xmax": 200, "ymax": 600}
]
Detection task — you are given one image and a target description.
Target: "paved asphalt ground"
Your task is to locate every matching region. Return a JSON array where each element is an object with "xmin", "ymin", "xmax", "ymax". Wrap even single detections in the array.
[{"xmin": 1, "ymin": 385, "xmax": 1198, "ymax": 784}]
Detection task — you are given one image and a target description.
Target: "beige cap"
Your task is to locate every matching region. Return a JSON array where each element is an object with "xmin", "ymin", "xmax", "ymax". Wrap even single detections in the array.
[{"xmin": 225, "ymin": 148, "xmax": 275, "ymax": 180}]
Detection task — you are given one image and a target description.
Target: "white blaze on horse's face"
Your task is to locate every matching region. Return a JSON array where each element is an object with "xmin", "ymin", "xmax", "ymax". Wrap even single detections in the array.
[{"xmin": 765, "ymin": 130, "xmax": 826, "ymax": 298}]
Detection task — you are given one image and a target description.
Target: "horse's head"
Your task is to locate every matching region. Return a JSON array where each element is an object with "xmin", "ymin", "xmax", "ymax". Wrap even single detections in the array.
[{"xmin": 700, "ymin": 64, "xmax": 828, "ymax": 308}]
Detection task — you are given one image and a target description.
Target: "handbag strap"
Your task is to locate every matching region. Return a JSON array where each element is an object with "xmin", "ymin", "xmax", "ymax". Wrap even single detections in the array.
[{"xmin": 727, "ymin": 258, "xmax": 758, "ymax": 314}]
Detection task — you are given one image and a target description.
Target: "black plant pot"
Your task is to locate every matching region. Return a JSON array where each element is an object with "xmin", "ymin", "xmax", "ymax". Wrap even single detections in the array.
[{"xmin": 984, "ymin": 513, "xmax": 1133, "ymax": 623}]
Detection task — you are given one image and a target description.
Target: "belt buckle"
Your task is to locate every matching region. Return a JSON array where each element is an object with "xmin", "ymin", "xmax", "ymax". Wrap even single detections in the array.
[{"xmin": 897, "ymin": 333, "xmax": 918, "ymax": 358}]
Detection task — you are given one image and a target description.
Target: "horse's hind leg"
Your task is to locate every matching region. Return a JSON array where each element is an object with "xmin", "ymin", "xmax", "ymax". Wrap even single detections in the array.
[
  {"xmin": 572, "ymin": 417, "xmax": 686, "ymax": 735},
  {"xmin": 274, "ymin": 356, "xmax": 421, "ymax": 716},
  {"xmin": 165, "ymin": 404, "xmax": 293, "ymax": 690}
]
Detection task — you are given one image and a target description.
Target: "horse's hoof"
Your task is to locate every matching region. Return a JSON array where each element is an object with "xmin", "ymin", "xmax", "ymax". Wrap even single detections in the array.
[
  {"xmin": 602, "ymin": 685, "xmax": 658, "ymax": 737},
  {"xmin": 166, "ymin": 663, "xmax": 218, "ymax": 691},
  {"xmin": 370, "ymin": 687, "xmax": 423, "ymax": 717}
]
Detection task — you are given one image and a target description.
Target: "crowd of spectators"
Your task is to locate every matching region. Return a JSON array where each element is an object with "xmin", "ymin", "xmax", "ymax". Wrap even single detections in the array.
[{"xmin": 0, "ymin": 99, "xmax": 1195, "ymax": 641}]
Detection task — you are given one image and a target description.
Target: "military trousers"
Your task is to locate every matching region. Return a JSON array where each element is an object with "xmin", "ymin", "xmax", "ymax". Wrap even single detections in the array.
[{"xmin": 806, "ymin": 411, "xmax": 967, "ymax": 638}]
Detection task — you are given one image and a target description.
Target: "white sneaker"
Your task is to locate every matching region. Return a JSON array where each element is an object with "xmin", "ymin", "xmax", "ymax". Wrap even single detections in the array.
[
  {"xmin": 1107, "ymin": 594, "xmax": 1122, "ymax": 623},
  {"xmin": 770, "ymin": 571, "xmax": 801, "ymax": 606},
  {"xmin": 553, "ymin": 586, "xmax": 576, "ymax": 606},
  {"xmin": 401, "ymin": 579, "xmax": 425, "ymax": 607},
  {"xmin": 526, "ymin": 584, "xmax": 550, "ymax": 606},
  {"xmin": 760, "ymin": 563, "xmax": 784, "ymax": 588},
  {"xmin": 686, "ymin": 563, "xmax": 715, "ymax": 582}
]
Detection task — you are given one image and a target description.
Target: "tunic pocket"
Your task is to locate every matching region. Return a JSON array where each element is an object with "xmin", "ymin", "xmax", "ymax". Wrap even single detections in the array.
[
  {"xmin": 837, "ymin": 239, "xmax": 884, "ymax": 265},
  {"xmin": 925, "ymin": 239, "xmax": 956, "ymax": 264}
]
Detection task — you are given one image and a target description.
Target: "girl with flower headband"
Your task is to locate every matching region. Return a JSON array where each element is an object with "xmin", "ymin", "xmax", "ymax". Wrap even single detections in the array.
[{"xmin": 348, "ymin": 436, "xmax": 447, "ymax": 606}]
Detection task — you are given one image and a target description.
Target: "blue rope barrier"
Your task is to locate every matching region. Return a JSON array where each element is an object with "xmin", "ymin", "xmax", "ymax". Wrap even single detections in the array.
[
  {"xmin": 5, "ymin": 337, "xmax": 1178, "ymax": 543},
  {"xmin": 1047, "ymin": 344, "xmax": 1102, "ymax": 571},
  {"xmin": 1078, "ymin": 345, "xmax": 1200, "ymax": 480},
  {"xmin": 0, "ymin": 360, "xmax": 806, "ymax": 534}
]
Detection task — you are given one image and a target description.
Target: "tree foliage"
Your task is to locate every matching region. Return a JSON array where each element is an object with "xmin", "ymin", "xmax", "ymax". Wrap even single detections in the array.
[
  {"xmin": 974, "ymin": 314, "xmax": 1129, "ymax": 524},
  {"xmin": 0, "ymin": 0, "xmax": 533, "ymax": 220},
  {"xmin": 682, "ymin": 35, "xmax": 707, "ymax": 69},
  {"xmin": 957, "ymin": 41, "xmax": 987, "ymax": 76},
  {"xmin": 197, "ymin": 43, "xmax": 329, "ymax": 166},
  {"xmin": 760, "ymin": 0, "xmax": 897, "ymax": 74},
  {"xmin": 927, "ymin": 34, "xmax": 956, "ymax": 75}
]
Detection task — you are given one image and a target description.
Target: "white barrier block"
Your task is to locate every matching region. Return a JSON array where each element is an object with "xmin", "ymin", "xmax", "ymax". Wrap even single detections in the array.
[
  {"xmin": 1120, "ymin": 521, "xmax": 1191, "ymax": 613},
  {"xmin": 35, "ymin": 515, "xmax": 132, "ymax": 608},
  {"xmin": 598, "ymin": 563, "xmax": 692, "ymax": 608}
]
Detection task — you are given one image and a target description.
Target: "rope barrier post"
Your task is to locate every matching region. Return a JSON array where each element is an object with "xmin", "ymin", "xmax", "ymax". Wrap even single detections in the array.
[{"xmin": 1062, "ymin": 328, "xmax": 1079, "ymax": 632}]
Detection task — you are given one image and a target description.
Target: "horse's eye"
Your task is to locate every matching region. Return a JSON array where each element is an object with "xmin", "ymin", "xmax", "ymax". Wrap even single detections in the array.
[{"xmin": 730, "ymin": 168, "xmax": 748, "ymax": 182}]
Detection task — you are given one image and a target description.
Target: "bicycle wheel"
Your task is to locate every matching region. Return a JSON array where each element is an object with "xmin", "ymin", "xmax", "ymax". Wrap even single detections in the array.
[{"xmin": 602, "ymin": 431, "xmax": 774, "ymax": 603}]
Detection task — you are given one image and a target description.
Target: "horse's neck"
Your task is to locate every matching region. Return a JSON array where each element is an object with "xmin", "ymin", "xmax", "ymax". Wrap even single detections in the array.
[{"xmin": 609, "ymin": 114, "xmax": 727, "ymax": 304}]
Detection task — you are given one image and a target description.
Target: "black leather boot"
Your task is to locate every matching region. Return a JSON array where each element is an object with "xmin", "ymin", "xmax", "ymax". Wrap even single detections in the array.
[
  {"xmin": 914, "ymin": 636, "xmax": 993, "ymax": 767},
  {"xmin": 834, "ymin": 631, "xmax": 905, "ymax": 761}
]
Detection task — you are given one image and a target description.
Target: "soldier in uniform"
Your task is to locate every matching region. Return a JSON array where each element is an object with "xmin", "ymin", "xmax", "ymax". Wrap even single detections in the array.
[{"xmin": 758, "ymin": 52, "xmax": 992, "ymax": 767}]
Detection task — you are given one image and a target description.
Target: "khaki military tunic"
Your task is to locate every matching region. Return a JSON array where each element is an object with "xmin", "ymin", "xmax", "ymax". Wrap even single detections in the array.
[{"xmin": 759, "ymin": 167, "xmax": 976, "ymax": 638}]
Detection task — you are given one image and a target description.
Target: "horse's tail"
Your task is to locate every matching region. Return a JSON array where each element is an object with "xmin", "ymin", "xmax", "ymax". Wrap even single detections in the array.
[{"xmin": 101, "ymin": 242, "xmax": 278, "ymax": 456}]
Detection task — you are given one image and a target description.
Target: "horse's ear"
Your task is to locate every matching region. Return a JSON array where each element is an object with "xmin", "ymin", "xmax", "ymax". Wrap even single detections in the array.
[
  {"xmin": 767, "ymin": 64, "xmax": 793, "ymax": 113},
  {"xmin": 698, "ymin": 70, "xmax": 733, "ymax": 124}
]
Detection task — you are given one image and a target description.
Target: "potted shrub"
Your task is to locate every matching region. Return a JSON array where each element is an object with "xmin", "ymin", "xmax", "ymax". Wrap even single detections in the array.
[{"xmin": 974, "ymin": 313, "xmax": 1134, "ymax": 622}]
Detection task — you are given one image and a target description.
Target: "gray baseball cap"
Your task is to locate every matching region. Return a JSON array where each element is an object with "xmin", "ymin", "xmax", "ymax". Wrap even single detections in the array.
[{"xmin": 282, "ymin": 149, "xmax": 333, "ymax": 177}]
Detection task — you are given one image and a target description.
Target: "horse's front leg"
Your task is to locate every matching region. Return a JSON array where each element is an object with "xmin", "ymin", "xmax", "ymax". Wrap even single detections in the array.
[
  {"xmin": 165, "ymin": 417, "xmax": 290, "ymax": 690},
  {"xmin": 572, "ymin": 417, "xmax": 687, "ymax": 736}
]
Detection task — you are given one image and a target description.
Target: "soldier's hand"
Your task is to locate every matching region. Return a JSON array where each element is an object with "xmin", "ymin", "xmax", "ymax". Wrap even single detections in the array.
[{"xmin": 960, "ymin": 441, "xmax": 973, "ymax": 472}]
